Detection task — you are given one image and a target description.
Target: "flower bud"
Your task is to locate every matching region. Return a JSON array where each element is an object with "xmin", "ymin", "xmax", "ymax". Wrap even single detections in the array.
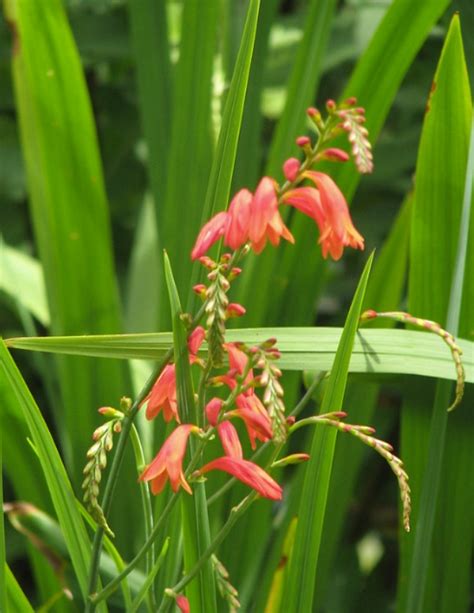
[
  {"xmin": 283, "ymin": 157, "xmax": 300, "ymax": 182},
  {"xmin": 318, "ymin": 147, "xmax": 349, "ymax": 163},
  {"xmin": 295, "ymin": 135, "xmax": 311, "ymax": 148},
  {"xmin": 193, "ymin": 283, "xmax": 207, "ymax": 297},
  {"xmin": 206, "ymin": 398, "xmax": 224, "ymax": 426},
  {"xmin": 225, "ymin": 303, "xmax": 246, "ymax": 319},
  {"xmin": 272, "ymin": 453, "xmax": 310, "ymax": 468},
  {"xmin": 326, "ymin": 99, "xmax": 336, "ymax": 111}
]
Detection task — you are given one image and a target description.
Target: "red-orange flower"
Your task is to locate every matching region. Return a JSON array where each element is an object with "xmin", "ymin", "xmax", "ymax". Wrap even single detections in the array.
[
  {"xmin": 283, "ymin": 170, "xmax": 364, "ymax": 260},
  {"xmin": 198, "ymin": 456, "xmax": 282, "ymax": 500},
  {"xmin": 217, "ymin": 421, "xmax": 243, "ymax": 459},
  {"xmin": 191, "ymin": 211, "xmax": 228, "ymax": 260},
  {"xmin": 248, "ymin": 177, "xmax": 294, "ymax": 253},
  {"xmin": 144, "ymin": 363, "xmax": 178, "ymax": 422},
  {"xmin": 224, "ymin": 188, "xmax": 252, "ymax": 250},
  {"xmin": 234, "ymin": 394, "xmax": 273, "ymax": 448},
  {"xmin": 144, "ymin": 327, "xmax": 205, "ymax": 423},
  {"xmin": 176, "ymin": 595, "xmax": 190, "ymax": 613},
  {"xmin": 140, "ymin": 424, "xmax": 197, "ymax": 495}
]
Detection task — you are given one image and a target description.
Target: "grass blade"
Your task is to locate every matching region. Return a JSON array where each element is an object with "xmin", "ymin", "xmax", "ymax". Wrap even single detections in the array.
[
  {"xmin": 6, "ymin": 328, "xmax": 473, "ymax": 384},
  {"xmin": 163, "ymin": 253, "xmax": 217, "ymax": 612},
  {"xmin": 280, "ymin": 252, "xmax": 374, "ymax": 611},
  {"xmin": 5, "ymin": 565, "xmax": 34, "ymax": 613},
  {"xmin": 238, "ymin": 0, "xmax": 451, "ymax": 327},
  {"xmin": 0, "ymin": 433, "xmax": 5, "ymax": 613},
  {"xmin": 0, "ymin": 340, "xmax": 94, "ymax": 606},
  {"xmin": 400, "ymin": 15, "xmax": 472, "ymax": 613},
  {"xmin": 4, "ymin": 0, "xmax": 131, "ymax": 521}
]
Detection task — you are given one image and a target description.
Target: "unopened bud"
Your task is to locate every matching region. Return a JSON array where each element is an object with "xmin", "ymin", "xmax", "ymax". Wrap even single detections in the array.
[
  {"xmin": 272, "ymin": 453, "xmax": 310, "ymax": 468},
  {"xmin": 307, "ymin": 106, "xmax": 319, "ymax": 118},
  {"xmin": 296, "ymin": 136, "xmax": 311, "ymax": 148},
  {"xmin": 345, "ymin": 96, "xmax": 357, "ymax": 106},
  {"xmin": 283, "ymin": 157, "xmax": 300, "ymax": 182},
  {"xmin": 326, "ymin": 99, "xmax": 336, "ymax": 111},
  {"xmin": 199, "ymin": 256, "xmax": 215, "ymax": 269},
  {"xmin": 225, "ymin": 303, "xmax": 246, "ymax": 319},
  {"xmin": 318, "ymin": 147, "xmax": 349, "ymax": 163},
  {"xmin": 228, "ymin": 267, "xmax": 242, "ymax": 281}
]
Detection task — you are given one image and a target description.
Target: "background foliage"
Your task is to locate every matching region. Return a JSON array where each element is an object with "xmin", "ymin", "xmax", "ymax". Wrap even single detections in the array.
[{"xmin": 1, "ymin": 0, "xmax": 472, "ymax": 611}]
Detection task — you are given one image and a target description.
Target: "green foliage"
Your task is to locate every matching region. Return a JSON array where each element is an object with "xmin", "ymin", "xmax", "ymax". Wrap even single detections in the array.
[{"xmin": 1, "ymin": 1, "xmax": 472, "ymax": 610}]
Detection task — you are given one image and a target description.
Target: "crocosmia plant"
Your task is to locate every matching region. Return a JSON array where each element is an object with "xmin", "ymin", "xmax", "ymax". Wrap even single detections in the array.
[{"xmin": 2, "ymin": 3, "xmax": 471, "ymax": 613}]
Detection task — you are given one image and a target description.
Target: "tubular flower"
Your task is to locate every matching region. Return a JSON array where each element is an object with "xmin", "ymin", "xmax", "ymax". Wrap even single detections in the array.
[
  {"xmin": 198, "ymin": 456, "xmax": 282, "ymax": 500},
  {"xmin": 224, "ymin": 188, "xmax": 252, "ymax": 250},
  {"xmin": 176, "ymin": 595, "xmax": 190, "ymax": 613},
  {"xmin": 235, "ymin": 394, "xmax": 273, "ymax": 448},
  {"xmin": 248, "ymin": 177, "xmax": 294, "ymax": 253},
  {"xmin": 144, "ymin": 327, "xmax": 205, "ymax": 423},
  {"xmin": 283, "ymin": 170, "xmax": 364, "ymax": 260},
  {"xmin": 217, "ymin": 421, "xmax": 243, "ymax": 459},
  {"xmin": 191, "ymin": 211, "xmax": 228, "ymax": 260},
  {"xmin": 143, "ymin": 363, "xmax": 178, "ymax": 422},
  {"xmin": 140, "ymin": 425, "xmax": 198, "ymax": 495}
]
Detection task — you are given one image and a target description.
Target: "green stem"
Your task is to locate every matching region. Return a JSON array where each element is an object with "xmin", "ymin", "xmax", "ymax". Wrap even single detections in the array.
[
  {"xmin": 157, "ymin": 493, "xmax": 257, "ymax": 612},
  {"xmin": 85, "ymin": 347, "xmax": 173, "ymax": 611},
  {"xmin": 129, "ymin": 424, "xmax": 156, "ymax": 611},
  {"xmin": 89, "ymin": 439, "xmax": 209, "ymax": 605}
]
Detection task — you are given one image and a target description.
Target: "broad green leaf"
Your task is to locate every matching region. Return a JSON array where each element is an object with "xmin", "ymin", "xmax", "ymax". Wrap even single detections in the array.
[
  {"xmin": 0, "ymin": 239, "xmax": 49, "ymax": 326},
  {"xmin": 0, "ymin": 341, "xmax": 94, "ymax": 606},
  {"xmin": 237, "ymin": 0, "xmax": 451, "ymax": 327},
  {"xmin": 4, "ymin": 0, "xmax": 133, "ymax": 545},
  {"xmin": 400, "ymin": 16, "xmax": 473, "ymax": 613},
  {"xmin": 5, "ymin": 565, "xmax": 34, "ymax": 613},
  {"xmin": 164, "ymin": 253, "xmax": 217, "ymax": 612},
  {"xmin": 280, "ymin": 252, "xmax": 373, "ymax": 611},
  {"xmin": 6, "ymin": 328, "xmax": 473, "ymax": 384}
]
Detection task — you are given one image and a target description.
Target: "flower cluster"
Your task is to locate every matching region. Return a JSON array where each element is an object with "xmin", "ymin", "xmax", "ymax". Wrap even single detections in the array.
[
  {"xmin": 191, "ymin": 97, "xmax": 371, "ymax": 263},
  {"xmin": 140, "ymin": 100, "xmax": 375, "ymax": 505}
]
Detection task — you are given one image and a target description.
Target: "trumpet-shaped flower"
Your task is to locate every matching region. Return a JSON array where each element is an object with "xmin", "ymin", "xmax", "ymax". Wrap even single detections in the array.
[
  {"xmin": 199, "ymin": 456, "xmax": 282, "ymax": 500},
  {"xmin": 144, "ymin": 363, "xmax": 178, "ymax": 422},
  {"xmin": 248, "ymin": 177, "xmax": 294, "ymax": 253},
  {"xmin": 283, "ymin": 170, "xmax": 364, "ymax": 260},
  {"xmin": 224, "ymin": 188, "xmax": 252, "ymax": 250},
  {"xmin": 144, "ymin": 327, "xmax": 205, "ymax": 423},
  {"xmin": 234, "ymin": 394, "xmax": 273, "ymax": 448},
  {"xmin": 140, "ymin": 425, "xmax": 198, "ymax": 495},
  {"xmin": 191, "ymin": 212, "xmax": 228, "ymax": 260},
  {"xmin": 217, "ymin": 421, "xmax": 243, "ymax": 459}
]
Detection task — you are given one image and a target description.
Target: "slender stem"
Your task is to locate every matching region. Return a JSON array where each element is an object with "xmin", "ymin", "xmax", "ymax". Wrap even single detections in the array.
[
  {"xmin": 157, "ymin": 494, "xmax": 257, "ymax": 613},
  {"xmin": 129, "ymin": 424, "xmax": 156, "ymax": 611},
  {"xmin": 85, "ymin": 347, "xmax": 173, "ymax": 611},
  {"xmin": 90, "ymin": 440, "xmax": 209, "ymax": 605}
]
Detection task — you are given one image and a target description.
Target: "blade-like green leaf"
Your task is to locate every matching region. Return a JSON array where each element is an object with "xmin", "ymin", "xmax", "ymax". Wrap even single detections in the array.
[
  {"xmin": 5, "ymin": 565, "xmax": 34, "ymax": 613},
  {"xmin": 187, "ymin": 0, "xmax": 261, "ymax": 312},
  {"xmin": 314, "ymin": 195, "xmax": 412, "ymax": 601},
  {"xmin": 4, "ymin": 0, "xmax": 132, "ymax": 540},
  {"xmin": 0, "ymin": 340, "xmax": 94, "ymax": 606},
  {"xmin": 400, "ymin": 16, "xmax": 473, "ymax": 613},
  {"xmin": 237, "ymin": 0, "xmax": 451, "ymax": 327},
  {"xmin": 164, "ymin": 253, "xmax": 217, "ymax": 612},
  {"xmin": 280, "ymin": 252, "xmax": 374, "ymax": 611},
  {"xmin": 159, "ymin": 0, "xmax": 219, "ymax": 324},
  {"xmin": 266, "ymin": 0, "xmax": 337, "ymax": 178},
  {"xmin": 6, "ymin": 328, "xmax": 473, "ymax": 384}
]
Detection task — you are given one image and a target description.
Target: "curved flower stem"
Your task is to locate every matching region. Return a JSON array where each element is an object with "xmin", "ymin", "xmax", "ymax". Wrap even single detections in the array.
[
  {"xmin": 129, "ymin": 424, "xmax": 156, "ymax": 611},
  {"xmin": 157, "ymin": 444, "xmax": 283, "ymax": 612},
  {"xmin": 157, "ymin": 493, "xmax": 257, "ymax": 613},
  {"xmin": 89, "ymin": 438, "xmax": 210, "ymax": 606},
  {"xmin": 207, "ymin": 373, "xmax": 326, "ymax": 506},
  {"xmin": 85, "ymin": 347, "xmax": 173, "ymax": 612}
]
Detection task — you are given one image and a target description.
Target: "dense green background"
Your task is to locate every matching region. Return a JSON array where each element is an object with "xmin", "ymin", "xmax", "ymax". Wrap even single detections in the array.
[{"xmin": 1, "ymin": 1, "xmax": 472, "ymax": 611}]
